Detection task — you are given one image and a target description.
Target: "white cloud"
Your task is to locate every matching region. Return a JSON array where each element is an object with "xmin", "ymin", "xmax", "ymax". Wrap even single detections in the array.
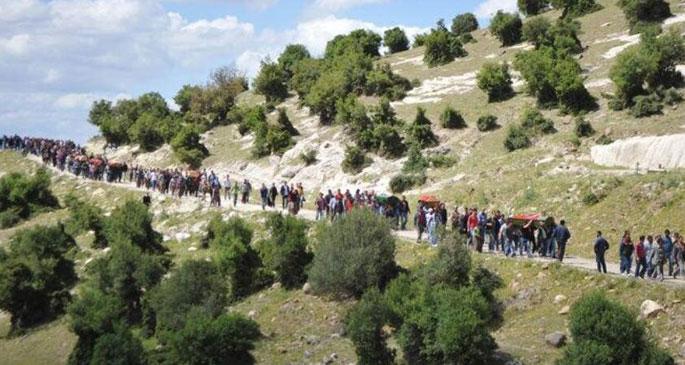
[
  {"xmin": 54, "ymin": 93, "xmax": 100, "ymax": 109},
  {"xmin": 313, "ymin": 0, "xmax": 389, "ymax": 11},
  {"xmin": 0, "ymin": 34, "xmax": 31, "ymax": 56},
  {"xmin": 474, "ymin": 0, "xmax": 517, "ymax": 19}
]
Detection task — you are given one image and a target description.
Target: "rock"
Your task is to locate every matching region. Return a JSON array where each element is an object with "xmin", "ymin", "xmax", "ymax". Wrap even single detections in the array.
[
  {"xmin": 680, "ymin": 343, "xmax": 685, "ymax": 358},
  {"xmin": 303, "ymin": 282, "xmax": 312, "ymax": 295},
  {"xmin": 542, "ymin": 263, "xmax": 549, "ymax": 270},
  {"xmin": 271, "ymin": 282, "xmax": 282, "ymax": 290},
  {"xmin": 187, "ymin": 246, "xmax": 198, "ymax": 252},
  {"xmin": 305, "ymin": 335, "xmax": 319, "ymax": 345},
  {"xmin": 554, "ymin": 295, "xmax": 568, "ymax": 304},
  {"xmin": 558, "ymin": 305, "xmax": 570, "ymax": 315},
  {"xmin": 641, "ymin": 300, "xmax": 664, "ymax": 319},
  {"xmin": 281, "ymin": 167, "xmax": 299, "ymax": 179},
  {"xmin": 247, "ymin": 310, "xmax": 257, "ymax": 319},
  {"xmin": 545, "ymin": 332, "xmax": 567, "ymax": 348},
  {"xmin": 304, "ymin": 350, "xmax": 312, "ymax": 358},
  {"xmin": 324, "ymin": 353, "xmax": 338, "ymax": 364},
  {"xmin": 537, "ymin": 272, "xmax": 546, "ymax": 279}
]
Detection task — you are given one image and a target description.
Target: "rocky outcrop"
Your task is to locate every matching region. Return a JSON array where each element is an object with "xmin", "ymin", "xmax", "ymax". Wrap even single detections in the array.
[
  {"xmin": 591, "ymin": 134, "xmax": 685, "ymax": 170},
  {"xmin": 640, "ymin": 300, "xmax": 664, "ymax": 319}
]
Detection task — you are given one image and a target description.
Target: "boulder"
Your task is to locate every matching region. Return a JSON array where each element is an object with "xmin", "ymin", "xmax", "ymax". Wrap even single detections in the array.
[
  {"xmin": 302, "ymin": 282, "xmax": 312, "ymax": 295},
  {"xmin": 247, "ymin": 310, "xmax": 257, "ymax": 319},
  {"xmin": 554, "ymin": 295, "xmax": 567, "ymax": 304},
  {"xmin": 640, "ymin": 300, "xmax": 664, "ymax": 319},
  {"xmin": 271, "ymin": 282, "xmax": 282, "ymax": 290},
  {"xmin": 558, "ymin": 305, "xmax": 570, "ymax": 315},
  {"xmin": 545, "ymin": 332, "xmax": 567, "ymax": 348},
  {"xmin": 680, "ymin": 343, "xmax": 685, "ymax": 358}
]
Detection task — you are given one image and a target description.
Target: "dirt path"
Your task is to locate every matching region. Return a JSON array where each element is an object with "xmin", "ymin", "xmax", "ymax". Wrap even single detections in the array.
[{"xmin": 28, "ymin": 155, "xmax": 685, "ymax": 288}]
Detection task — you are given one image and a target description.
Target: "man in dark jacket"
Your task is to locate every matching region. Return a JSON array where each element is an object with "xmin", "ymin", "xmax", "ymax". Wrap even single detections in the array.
[
  {"xmin": 594, "ymin": 231, "xmax": 609, "ymax": 273},
  {"xmin": 553, "ymin": 220, "xmax": 571, "ymax": 262}
]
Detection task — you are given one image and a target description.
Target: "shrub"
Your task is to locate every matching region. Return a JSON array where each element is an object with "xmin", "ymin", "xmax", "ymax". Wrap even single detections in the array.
[
  {"xmin": 259, "ymin": 214, "xmax": 313, "ymax": 289},
  {"xmin": 407, "ymin": 107, "xmax": 438, "ymax": 148},
  {"xmin": 364, "ymin": 63, "xmax": 412, "ymax": 101},
  {"xmin": 277, "ymin": 108, "xmax": 300, "ymax": 136},
  {"xmin": 384, "ymin": 27, "xmax": 409, "ymax": 54},
  {"xmin": 477, "ymin": 115, "xmax": 499, "ymax": 132},
  {"xmin": 373, "ymin": 124, "xmax": 406, "ymax": 158},
  {"xmin": 300, "ymin": 149, "xmax": 317, "ymax": 166},
  {"xmin": 459, "ymin": 32, "xmax": 476, "ymax": 44},
  {"xmin": 402, "ymin": 144, "xmax": 429, "ymax": 174},
  {"xmin": 324, "ymin": 29, "xmax": 382, "ymax": 59},
  {"xmin": 490, "ymin": 11, "xmax": 523, "ymax": 46},
  {"xmin": 520, "ymin": 108, "xmax": 556, "ymax": 134},
  {"xmin": 254, "ymin": 58, "xmax": 289, "ymax": 103},
  {"xmin": 630, "ymin": 94, "xmax": 663, "ymax": 117},
  {"xmin": 413, "ymin": 33, "xmax": 428, "ymax": 47},
  {"xmin": 389, "ymin": 173, "xmax": 427, "ymax": 194},
  {"xmin": 522, "ymin": 16, "xmax": 552, "ymax": 47},
  {"xmin": 346, "ymin": 288, "xmax": 395, "ymax": 365},
  {"xmin": 582, "ymin": 191, "xmax": 600, "ymax": 205},
  {"xmin": 207, "ymin": 215, "xmax": 253, "ymax": 248},
  {"xmin": 342, "ymin": 145, "xmax": 371, "ymax": 174},
  {"xmin": 618, "ymin": 0, "xmax": 671, "ymax": 31},
  {"xmin": 518, "ymin": 0, "xmax": 550, "ymax": 16},
  {"xmin": 128, "ymin": 113, "xmax": 165, "ymax": 151},
  {"xmin": 63, "ymin": 194, "xmax": 105, "ymax": 243},
  {"xmin": 477, "ymin": 62, "xmax": 514, "ymax": 102},
  {"xmin": 104, "ymin": 200, "xmax": 165, "ymax": 254},
  {"xmin": 277, "ymin": 44, "xmax": 311, "ymax": 79},
  {"xmin": 0, "ymin": 209, "xmax": 20, "ymax": 229},
  {"xmin": 0, "ymin": 168, "xmax": 58, "ymax": 227},
  {"xmin": 451, "ymin": 13, "xmax": 479, "ymax": 35},
  {"xmin": 424, "ymin": 22, "xmax": 467, "ymax": 67},
  {"xmin": 596, "ymin": 134, "xmax": 613, "ymax": 145},
  {"xmin": 429, "ymin": 155, "xmax": 457, "ymax": 168},
  {"xmin": 165, "ymin": 308, "xmax": 261, "ymax": 365},
  {"xmin": 574, "ymin": 117, "xmax": 595, "ymax": 138},
  {"xmin": 421, "ymin": 232, "xmax": 472, "ymax": 288},
  {"xmin": 504, "ymin": 125, "xmax": 532, "ymax": 151},
  {"xmin": 308, "ymin": 208, "xmax": 398, "ymax": 298},
  {"xmin": 551, "ymin": 0, "xmax": 602, "ymax": 18},
  {"xmin": 559, "ymin": 292, "xmax": 674, "ymax": 365},
  {"xmin": 0, "ymin": 224, "xmax": 77, "ymax": 331},
  {"xmin": 90, "ymin": 327, "xmax": 146, "ymax": 365},
  {"xmin": 171, "ymin": 125, "xmax": 209, "ymax": 169},
  {"xmin": 661, "ymin": 87, "xmax": 683, "ymax": 106},
  {"xmin": 439, "ymin": 107, "xmax": 467, "ymax": 129}
]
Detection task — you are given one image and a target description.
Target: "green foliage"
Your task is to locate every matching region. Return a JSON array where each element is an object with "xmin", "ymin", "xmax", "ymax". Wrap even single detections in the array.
[
  {"xmin": 630, "ymin": 94, "xmax": 663, "ymax": 117},
  {"xmin": 451, "ymin": 13, "xmax": 479, "ymax": 35},
  {"xmin": 661, "ymin": 87, "xmax": 683, "ymax": 105},
  {"xmin": 174, "ymin": 84, "xmax": 202, "ymax": 114},
  {"xmin": 423, "ymin": 22, "xmax": 467, "ymax": 67},
  {"xmin": 305, "ymin": 68, "xmax": 353, "ymax": 125},
  {"xmin": 104, "ymin": 199, "xmax": 165, "ymax": 254},
  {"xmin": 413, "ymin": 33, "xmax": 428, "ymax": 47},
  {"xmin": 440, "ymin": 106, "xmax": 467, "ymax": 129},
  {"xmin": 364, "ymin": 63, "xmax": 412, "ymax": 100},
  {"xmin": 477, "ymin": 62, "xmax": 514, "ymax": 102},
  {"xmin": 504, "ymin": 125, "xmax": 532, "ymax": 151},
  {"xmin": 207, "ymin": 215, "xmax": 253, "ymax": 248},
  {"xmin": 165, "ymin": 308, "xmax": 260, "ymax": 365},
  {"xmin": 550, "ymin": 0, "xmax": 602, "ymax": 18},
  {"xmin": 239, "ymin": 106, "xmax": 293, "ymax": 157},
  {"xmin": 407, "ymin": 107, "xmax": 438, "ymax": 148},
  {"xmin": 290, "ymin": 58, "xmax": 322, "ymax": 99},
  {"xmin": 342, "ymin": 145, "xmax": 372, "ymax": 174},
  {"xmin": 128, "ymin": 112, "xmax": 166, "ymax": 151},
  {"xmin": 254, "ymin": 58, "xmax": 289, "ymax": 103},
  {"xmin": 0, "ymin": 168, "xmax": 58, "ymax": 228},
  {"xmin": 574, "ymin": 117, "xmax": 595, "ymax": 138},
  {"xmin": 63, "ymin": 193, "xmax": 107, "ymax": 248},
  {"xmin": 278, "ymin": 44, "xmax": 311, "ymax": 79},
  {"xmin": 390, "ymin": 173, "xmax": 427, "ymax": 194},
  {"xmin": 618, "ymin": 0, "xmax": 671, "ymax": 31},
  {"xmin": 403, "ymin": 144, "xmax": 429, "ymax": 174},
  {"xmin": 308, "ymin": 208, "xmax": 398, "ymax": 298},
  {"xmin": 171, "ymin": 125, "xmax": 209, "ymax": 168},
  {"xmin": 490, "ymin": 11, "xmax": 523, "ymax": 46},
  {"xmin": 260, "ymin": 214, "xmax": 313, "ymax": 289},
  {"xmin": 300, "ymin": 149, "xmax": 317, "ymax": 165},
  {"xmin": 520, "ymin": 107, "xmax": 556, "ymax": 134},
  {"xmin": 522, "ymin": 16, "xmax": 552, "ymax": 46},
  {"xmin": 0, "ymin": 224, "xmax": 77, "ymax": 331},
  {"xmin": 90, "ymin": 327, "xmax": 146, "ymax": 365},
  {"xmin": 151, "ymin": 260, "xmax": 227, "ymax": 332},
  {"xmin": 558, "ymin": 292, "xmax": 674, "ymax": 365},
  {"xmin": 345, "ymin": 288, "xmax": 395, "ymax": 365},
  {"xmin": 384, "ymin": 27, "xmax": 409, "ymax": 54},
  {"xmin": 421, "ymin": 232, "xmax": 472, "ymax": 288},
  {"xmin": 518, "ymin": 0, "xmax": 550, "ymax": 16},
  {"xmin": 277, "ymin": 108, "xmax": 299, "ymax": 136},
  {"xmin": 477, "ymin": 115, "xmax": 499, "ymax": 132},
  {"xmin": 325, "ymin": 29, "xmax": 382, "ymax": 59}
]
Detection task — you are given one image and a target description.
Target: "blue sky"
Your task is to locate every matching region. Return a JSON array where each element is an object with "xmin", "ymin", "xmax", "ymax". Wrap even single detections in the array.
[{"xmin": 0, "ymin": 0, "xmax": 516, "ymax": 143}]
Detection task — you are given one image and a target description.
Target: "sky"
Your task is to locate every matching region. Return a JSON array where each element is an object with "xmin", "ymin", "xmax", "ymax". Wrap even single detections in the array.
[{"xmin": 0, "ymin": 0, "xmax": 517, "ymax": 143}]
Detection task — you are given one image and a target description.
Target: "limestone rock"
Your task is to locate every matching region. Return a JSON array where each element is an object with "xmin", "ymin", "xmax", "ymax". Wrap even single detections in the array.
[
  {"xmin": 554, "ymin": 295, "xmax": 567, "ymax": 304},
  {"xmin": 271, "ymin": 282, "xmax": 282, "ymax": 290},
  {"xmin": 591, "ymin": 134, "xmax": 685, "ymax": 170},
  {"xmin": 680, "ymin": 343, "xmax": 685, "ymax": 358},
  {"xmin": 545, "ymin": 332, "xmax": 567, "ymax": 348},
  {"xmin": 247, "ymin": 310, "xmax": 257, "ymax": 319},
  {"xmin": 640, "ymin": 300, "xmax": 664, "ymax": 319},
  {"xmin": 558, "ymin": 305, "xmax": 570, "ymax": 315},
  {"xmin": 303, "ymin": 282, "xmax": 312, "ymax": 295}
]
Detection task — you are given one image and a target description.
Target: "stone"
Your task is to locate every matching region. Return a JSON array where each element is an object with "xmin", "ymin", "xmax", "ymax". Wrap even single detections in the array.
[
  {"xmin": 554, "ymin": 295, "xmax": 567, "ymax": 304},
  {"xmin": 247, "ymin": 310, "xmax": 257, "ymax": 319},
  {"xmin": 558, "ymin": 305, "xmax": 570, "ymax": 315},
  {"xmin": 545, "ymin": 332, "xmax": 567, "ymax": 348},
  {"xmin": 640, "ymin": 300, "xmax": 664, "ymax": 320},
  {"xmin": 542, "ymin": 263, "xmax": 549, "ymax": 270},
  {"xmin": 271, "ymin": 282, "xmax": 282, "ymax": 290},
  {"xmin": 187, "ymin": 246, "xmax": 198, "ymax": 252},
  {"xmin": 537, "ymin": 272, "xmax": 546, "ymax": 279},
  {"xmin": 303, "ymin": 282, "xmax": 312, "ymax": 295},
  {"xmin": 679, "ymin": 343, "xmax": 685, "ymax": 358},
  {"xmin": 304, "ymin": 350, "xmax": 312, "ymax": 358}
]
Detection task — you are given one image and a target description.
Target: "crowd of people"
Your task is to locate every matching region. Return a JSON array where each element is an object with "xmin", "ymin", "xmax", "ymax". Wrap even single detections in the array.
[{"xmin": 2, "ymin": 134, "xmax": 684, "ymax": 280}]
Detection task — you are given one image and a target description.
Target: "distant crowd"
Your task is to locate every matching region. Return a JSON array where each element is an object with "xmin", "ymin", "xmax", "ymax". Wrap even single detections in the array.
[{"xmin": 2, "ymin": 135, "xmax": 683, "ymax": 280}]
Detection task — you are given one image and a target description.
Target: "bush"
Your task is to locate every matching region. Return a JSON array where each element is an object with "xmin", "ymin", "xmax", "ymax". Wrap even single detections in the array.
[
  {"xmin": 0, "ymin": 224, "xmax": 77, "ymax": 331},
  {"xmin": 504, "ymin": 125, "xmax": 532, "ymax": 151},
  {"xmin": 424, "ymin": 23, "xmax": 467, "ymax": 67},
  {"xmin": 451, "ymin": 13, "xmax": 479, "ymax": 35},
  {"xmin": 407, "ymin": 107, "xmax": 438, "ymax": 148},
  {"xmin": 413, "ymin": 33, "xmax": 428, "ymax": 47},
  {"xmin": 254, "ymin": 58, "xmax": 289, "ymax": 103},
  {"xmin": 631, "ymin": 94, "xmax": 663, "ymax": 117},
  {"xmin": 0, "ymin": 168, "xmax": 59, "ymax": 227},
  {"xmin": 165, "ymin": 308, "xmax": 261, "ymax": 365},
  {"xmin": 439, "ymin": 107, "xmax": 467, "ymax": 129},
  {"xmin": 63, "ymin": 194, "xmax": 106, "ymax": 246},
  {"xmin": 373, "ymin": 124, "xmax": 406, "ymax": 158},
  {"xmin": 342, "ymin": 145, "xmax": 371, "ymax": 174},
  {"xmin": 661, "ymin": 87, "xmax": 683, "ymax": 106},
  {"xmin": 518, "ymin": 0, "xmax": 550, "ymax": 15},
  {"xmin": 277, "ymin": 108, "xmax": 299, "ymax": 136},
  {"xmin": 128, "ymin": 113, "xmax": 165, "ymax": 151},
  {"xmin": 522, "ymin": 16, "xmax": 552, "ymax": 47},
  {"xmin": 308, "ymin": 208, "xmax": 398, "ymax": 298},
  {"xmin": 574, "ymin": 117, "xmax": 595, "ymax": 138},
  {"xmin": 618, "ymin": 0, "xmax": 671, "ymax": 31},
  {"xmin": 389, "ymin": 173, "xmax": 427, "ymax": 194},
  {"xmin": 429, "ymin": 155, "xmax": 457, "ymax": 169},
  {"xmin": 559, "ymin": 292, "xmax": 673, "ymax": 365},
  {"xmin": 0, "ymin": 209, "xmax": 20, "ymax": 229},
  {"xmin": 277, "ymin": 44, "xmax": 311, "ymax": 79},
  {"xmin": 477, "ymin": 62, "xmax": 514, "ymax": 102},
  {"xmin": 421, "ymin": 232, "xmax": 472, "ymax": 288},
  {"xmin": 364, "ymin": 63, "xmax": 412, "ymax": 101},
  {"xmin": 171, "ymin": 125, "xmax": 209, "ymax": 169},
  {"xmin": 300, "ymin": 149, "xmax": 317, "ymax": 166},
  {"xmin": 90, "ymin": 327, "xmax": 146, "ymax": 365},
  {"xmin": 477, "ymin": 115, "xmax": 499, "ymax": 132},
  {"xmin": 520, "ymin": 107, "xmax": 556, "ymax": 134},
  {"xmin": 104, "ymin": 200, "xmax": 165, "ymax": 254},
  {"xmin": 346, "ymin": 288, "xmax": 395, "ymax": 365},
  {"xmin": 384, "ymin": 27, "xmax": 409, "ymax": 54},
  {"xmin": 551, "ymin": 0, "xmax": 602, "ymax": 18},
  {"xmin": 490, "ymin": 11, "xmax": 523, "ymax": 46},
  {"xmin": 596, "ymin": 134, "xmax": 613, "ymax": 145},
  {"xmin": 402, "ymin": 144, "xmax": 429, "ymax": 174},
  {"xmin": 259, "ymin": 214, "xmax": 313, "ymax": 289}
]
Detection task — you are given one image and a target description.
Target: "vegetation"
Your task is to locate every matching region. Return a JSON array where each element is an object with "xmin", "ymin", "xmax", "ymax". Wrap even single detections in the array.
[
  {"xmin": 254, "ymin": 58, "xmax": 289, "ymax": 103},
  {"xmin": 574, "ymin": 117, "xmax": 595, "ymax": 138},
  {"xmin": 477, "ymin": 62, "xmax": 514, "ymax": 102},
  {"xmin": 504, "ymin": 125, "xmax": 532, "ymax": 152},
  {"xmin": 423, "ymin": 21, "xmax": 467, "ymax": 67},
  {"xmin": 490, "ymin": 11, "xmax": 523, "ymax": 46},
  {"xmin": 558, "ymin": 292, "xmax": 673, "ymax": 364},
  {"xmin": 0, "ymin": 168, "xmax": 58, "ymax": 228},
  {"xmin": 299, "ymin": 149, "xmax": 317, "ymax": 166},
  {"xmin": 63, "ymin": 193, "xmax": 107, "ymax": 248},
  {"xmin": 0, "ymin": 224, "xmax": 77, "ymax": 332},
  {"xmin": 407, "ymin": 107, "xmax": 438, "ymax": 149},
  {"xmin": 383, "ymin": 27, "xmax": 409, "ymax": 54},
  {"xmin": 618, "ymin": 0, "xmax": 671, "ymax": 31},
  {"xmin": 308, "ymin": 208, "xmax": 398, "ymax": 298},
  {"xmin": 277, "ymin": 44, "xmax": 311, "ymax": 80},
  {"xmin": 518, "ymin": 0, "xmax": 550, "ymax": 16},
  {"xmin": 451, "ymin": 13, "xmax": 479, "ymax": 35},
  {"xmin": 170, "ymin": 125, "xmax": 209, "ymax": 168},
  {"xmin": 259, "ymin": 213, "xmax": 313, "ymax": 289},
  {"xmin": 342, "ymin": 145, "xmax": 372, "ymax": 174},
  {"xmin": 104, "ymin": 199, "xmax": 165, "ymax": 254},
  {"xmin": 345, "ymin": 288, "xmax": 395, "ymax": 365},
  {"xmin": 477, "ymin": 115, "xmax": 499, "ymax": 132},
  {"xmin": 440, "ymin": 106, "xmax": 467, "ymax": 129},
  {"xmin": 551, "ymin": 0, "xmax": 602, "ymax": 18}
]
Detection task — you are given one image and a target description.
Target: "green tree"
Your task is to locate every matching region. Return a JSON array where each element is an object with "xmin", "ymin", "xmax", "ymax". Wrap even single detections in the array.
[
  {"xmin": 477, "ymin": 62, "xmax": 514, "ymax": 102},
  {"xmin": 0, "ymin": 224, "xmax": 77, "ymax": 331},
  {"xmin": 305, "ymin": 69, "xmax": 351, "ymax": 125},
  {"xmin": 325, "ymin": 29, "xmax": 382, "ymax": 59},
  {"xmin": 277, "ymin": 44, "xmax": 311, "ymax": 78},
  {"xmin": 440, "ymin": 106, "xmax": 467, "ymax": 129},
  {"xmin": 128, "ymin": 113, "xmax": 165, "ymax": 151},
  {"xmin": 477, "ymin": 115, "xmax": 499, "ymax": 132},
  {"xmin": 259, "ymin": 214, "xmax": 313, "ymax": 289},
  {"xmin": 424, "ymin": 23, "xmax": 467, "ymax": 67},
  {"xmin": 384, "ymin": 27, "xmax": 410, "ymax": 54},
  {"xmin": 518, "ymin": 0, "xmax": 550, "ymax": 16},
  {"xmin": 522, "ymin": 16, "xmax": 552, "ymax": 47},
  {"xmin": 407, "ymin": 107, "xmax": 438, "ymax": 148},
  {"xmin": 88, "ymin": 100, "xmax": 113, "ymax": 127},
  {"xmin": 174, "ymin": 85, "xmax": 202, "ymax": 114},
  {"xmin": 254, "ymin": 58, "xmax": 289, "ymax": 103},
  {"xmin": 0, "ymin": 168, "xmax": 59, "ymax": 228},
  {"xmin": 346, "ymin": 288, "xmax": 395, "ymax": 365},
  {"xmin": 290, "ymin": 58, "xmax": 322, "ymax": 99},
  {"xmin": 308, "ymin": 208, "xmax": 398, "ymax": 298},
  {"xmin": 103, "ymin": 200, "xmax": 165, "ymax": 254},
  {"xmin": 171, "ymin": 125, "xmax": 209, "ymax": 168},
  {"xmin": 550, "ymin": 0, "xmax": 601, "ymax": 18},
  {"xmin": 451, "ymin": 13, "xmax": 479, "ymax": 35},
  {"xmin": 490, "ymin": 11, "xmax": 523, "ymax": 46},
  {"xmin": 137, "ymin": 92, "xmax": 170, "ymax": 119},
  {"xmin": 504, "ymin": 125, "xmax": 532, "ymax": 151},
  {"xmin": 341, "ymin": 145, "xmax": 371, "ymax": 174},
  {"xmin": 90, "ymin": 327, "xmax": 147, "ymax": 365},
  {"xmin": 63, "ymin": 193, "xmax": 107, "ymax": 248},
  {"xmin": 364, "ymin": 63, "xmax": 412, "ymax": 100},
  {"xmin": 618, "ymin": 0, "xmax": 671, "ymax": 31},
  {"xmin": 276, "ymin": 108, "xmax": 299, "ymax": 136}
]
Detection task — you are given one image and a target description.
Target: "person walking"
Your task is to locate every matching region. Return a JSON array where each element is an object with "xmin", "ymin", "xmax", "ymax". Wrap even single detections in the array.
[
  {"xmin": 399, "ymin": 196, "xmax": 410, "ymax": 230},
  {"xmin": 280, "ymin": 182, "xmax": 289, "ymax": 210},
  {"xmin": 427, "ymin": 208, "xmax": 438, "ymax": 247},
  {"xmin": 269, "ymin": 183, "xmax": 278, "ymax": 208},
  {"xmin": 231, "ymin": 181, "xmax": 240, "ymax": 207},
  {"xmin": 594, "ymin": 231, "xmax": 609, "ymax": 273},
  {"xmin": 672, "ymin": 234, "xmax": 684, "ymax": 279},
  {"xmin": 315, "ymin": 193, "xmax": 326, "ymax": 221},
  {"xmin": 223, "ymin": 174, "xmax": 231, "ymax": 201},
  {"xmin": 662, "ymin": 229, "xmax": 674, "ymax": 276},
  {"xmin": 635, "ymin": 235, "xmax": 648, "ymax": 278},
  {"xmin": 654, "ymin": 237, "xmax": 666, "ymax": 281},
  {"xmin": 553, "ymin": 220, "xmax": 571, "ymax": 262},
  {"xmin": 619, "ymin": 231, "xmax": 634, "ymax": 275},
  {"xmin": 260, "ymin": 184, "xmax": 269, "ymax": 210},
  {"xmin": 416, "ymin": 203, "xmax": 427, "ymax": 243}
]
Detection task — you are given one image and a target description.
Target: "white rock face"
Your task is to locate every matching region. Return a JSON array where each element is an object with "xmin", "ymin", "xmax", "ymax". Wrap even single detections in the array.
[
  {"xmin": 591, "ymin": 134, "xmax": 685, "ymax": 170},
  {"xmin": 640, "ymin": 300, "xmax": 664, "ymax": 319}
]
